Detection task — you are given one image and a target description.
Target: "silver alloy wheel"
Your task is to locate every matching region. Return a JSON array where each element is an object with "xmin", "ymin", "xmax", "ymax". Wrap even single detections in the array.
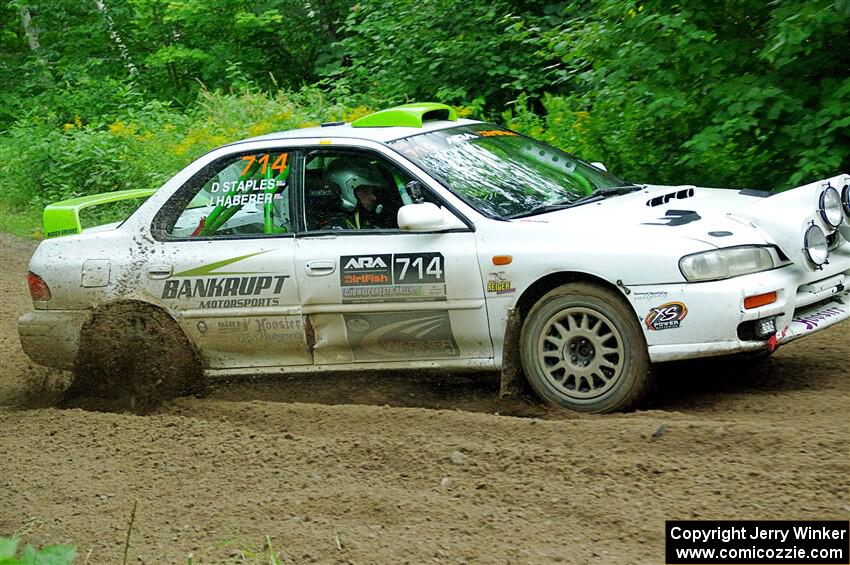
[{"xmin": 536, "ymin": 306, "xmax": 625, "ymax": 400}]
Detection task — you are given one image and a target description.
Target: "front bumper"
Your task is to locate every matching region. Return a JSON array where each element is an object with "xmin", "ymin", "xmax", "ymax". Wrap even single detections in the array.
[
  {"xmin": 17, "ymin": 310, "xmax": 90, "ymax": 370},
  {"xmin": 628, "ymin": 248, "xmax": 850, "ymax": 363}
]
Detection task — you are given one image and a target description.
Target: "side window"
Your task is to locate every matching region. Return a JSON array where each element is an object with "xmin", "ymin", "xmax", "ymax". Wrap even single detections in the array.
[
  {"xmin": 303, "ymin": 150, "xmax": 441, "ymax": 232},
  {"xmin": 169, "ymin": 151, "xmax": 292, "ymax": 238}
]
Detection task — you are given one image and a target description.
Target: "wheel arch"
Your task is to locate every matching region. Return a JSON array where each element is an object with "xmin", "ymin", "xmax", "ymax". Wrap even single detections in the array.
[
  {"xmin": 81, "ymin": 298, "xmax": 201, "ymax": 357},
  {"xmin": 515, "ymin": 271, "xmax": 636, "ymax": 322},
  {"xmin": 499, "ymin": 271, "xmax": 641, "ymax": 399},
  {"xmin": 70, "ymin": 298, "xmax": 205, "ymax": 408}
]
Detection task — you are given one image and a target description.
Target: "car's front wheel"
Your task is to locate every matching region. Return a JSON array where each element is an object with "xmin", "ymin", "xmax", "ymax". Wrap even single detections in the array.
[{"xmin": 519, "ymin": 283, "xmax": 652, "ymax": 413}]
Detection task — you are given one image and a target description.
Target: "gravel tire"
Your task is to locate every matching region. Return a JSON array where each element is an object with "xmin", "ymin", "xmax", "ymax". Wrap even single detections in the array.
[{"xmin": 519, "ymin": 283, "xmax": 652, "ymax": 413}]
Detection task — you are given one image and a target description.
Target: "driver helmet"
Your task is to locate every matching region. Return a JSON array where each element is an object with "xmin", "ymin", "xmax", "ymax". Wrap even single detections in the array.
[{"xmin": 325, "ymin": 158, "xmax": 386, "ymax": 211}]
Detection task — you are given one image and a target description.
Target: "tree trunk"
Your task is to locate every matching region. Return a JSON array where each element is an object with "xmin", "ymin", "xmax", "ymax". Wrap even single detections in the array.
[
  {"xmin": 19, "ymin": 5, "xmax": 40, "ymax": 51},
  {"xmin": 94, "ymin": 0, "xmax": 138, "ymax": 76}
]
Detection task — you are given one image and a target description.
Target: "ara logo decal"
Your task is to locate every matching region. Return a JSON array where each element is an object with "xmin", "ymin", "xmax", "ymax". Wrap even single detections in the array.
[
  {"xmin": 344, "ymin": 256, "xmax": 389, "ymax": 270},
  {"xmin": 645, "ymin": 302, "xmax": 688, "ymax": 330},
  {"xmin": 341, "ymin": 254, "xmax": 393, "ymax": 286}
]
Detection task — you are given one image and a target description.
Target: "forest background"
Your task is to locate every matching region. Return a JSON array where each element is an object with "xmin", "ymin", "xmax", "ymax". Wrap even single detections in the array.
[{"xmin": 1, "ymin": 0, "xmax": 848, "ymax": 236}]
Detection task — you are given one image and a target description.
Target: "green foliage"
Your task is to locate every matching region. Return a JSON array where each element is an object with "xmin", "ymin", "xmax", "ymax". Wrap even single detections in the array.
[
  {"xmin": 504, "ymin": 0, "xmax": 850, "ymax": 189},
  {"xmin": 0, "ymin": 536, "xmax": 76, "ymax": 565},
  {"xmin": 1, "ymin": 0, "xmax": 848, "ymax": 230},
  {"xmin": 324, "ymin": 0, "xmax": 556, "ymax": 113},
  {"xmin": 0, "ymin": 86, "xmax": 360, "ymax": 210}
]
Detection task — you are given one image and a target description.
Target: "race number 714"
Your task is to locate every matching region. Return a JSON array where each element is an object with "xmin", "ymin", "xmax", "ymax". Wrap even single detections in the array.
[{"xmin": 393, "ymin": 253, "xmax": 445, "ymax": 284}]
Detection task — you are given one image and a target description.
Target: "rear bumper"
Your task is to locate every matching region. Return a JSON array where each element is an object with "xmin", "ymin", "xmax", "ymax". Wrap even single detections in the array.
[{"xmin": 17, "ymin": 310, "xmax": 90, "ymax": 370}]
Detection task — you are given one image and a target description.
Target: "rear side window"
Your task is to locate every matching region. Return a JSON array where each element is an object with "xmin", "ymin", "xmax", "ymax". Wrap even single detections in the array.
[{"xmin": 167, "ymin": 151, "xmax": 292, "ymax": 238}]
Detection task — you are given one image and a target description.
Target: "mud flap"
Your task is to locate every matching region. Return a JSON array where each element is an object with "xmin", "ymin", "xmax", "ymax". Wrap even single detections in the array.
[{"xmin": 499, "ymin": 307, "xmax": 530, "ymax": 399}]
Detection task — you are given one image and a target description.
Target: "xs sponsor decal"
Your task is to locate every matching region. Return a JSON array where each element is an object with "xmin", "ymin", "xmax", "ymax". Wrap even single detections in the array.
[
  {"xmin": 645, "ymin": 301, "xmax": 688, "ymax": 331},
  {"xmin": 340, "ymin": 253, "xmax": 446, "ymax": 303},
  {"xmin": 486, "ymin": 272, "xmax": 515, "ymax": 295},
  {"xmin": 792, "ymin": 306, "xmax": 844, "ymax": 330},
  {"xmin": 344, "ymin": 311, "xmax": 459, "ymax": 361},
  {"xmin": 161, "ymin": 251, "xmax": 289, "ymax": 309}
]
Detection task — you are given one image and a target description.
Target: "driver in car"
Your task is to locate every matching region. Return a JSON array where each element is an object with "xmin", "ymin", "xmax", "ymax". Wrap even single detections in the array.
[{"xmin": 326, "ymin": 158, "xmax": 397, "ymax": 229}]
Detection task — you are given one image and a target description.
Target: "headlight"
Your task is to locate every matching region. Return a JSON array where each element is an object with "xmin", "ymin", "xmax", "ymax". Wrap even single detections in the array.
[
  {"xmin": 841, "ymin": 184, "xmax": 850, "ymax": 218},
  {"xmin": 679, "ymin": 246, "xmax": 775, "ymax": 282},
  {"xmin": 803, "ymin": 224, "xmax": 829, "ymax": 266},
  {"xmin": 819, "ymin": 186, "xmax": 843, "ymax": 228}
]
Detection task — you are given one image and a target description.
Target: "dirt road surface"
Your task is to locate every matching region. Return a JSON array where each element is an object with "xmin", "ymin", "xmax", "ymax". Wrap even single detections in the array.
[{"xmin": 1, "ymin": 232, "xmax": 848, "ymax": 564}]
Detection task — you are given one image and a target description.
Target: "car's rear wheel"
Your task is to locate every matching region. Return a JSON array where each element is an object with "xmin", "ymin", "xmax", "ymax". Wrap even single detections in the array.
[
  {"xmin": 519, "ymin": 283, "xmax": 652, "ymax": 413},
  {"xmin": 68, "ymin": 303, "xmax": 204, "ymax": 412}
]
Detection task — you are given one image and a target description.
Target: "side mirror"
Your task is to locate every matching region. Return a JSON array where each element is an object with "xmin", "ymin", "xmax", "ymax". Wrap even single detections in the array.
[
  {"xmin": 397, "ymin": 203, "xmax": 465, "ymax": 232},
  {"xmin": 591, "ymin": 161, "xmax": 608, "ymax": 172}
]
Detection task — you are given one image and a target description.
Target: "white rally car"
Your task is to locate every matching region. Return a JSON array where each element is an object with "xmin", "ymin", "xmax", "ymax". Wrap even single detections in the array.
[{"xmin": 18, "ymin": 103, "xmax": 850, "ymax": 412}]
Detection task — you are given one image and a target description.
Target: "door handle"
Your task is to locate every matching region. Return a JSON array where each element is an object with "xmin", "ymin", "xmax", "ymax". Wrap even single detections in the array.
[
  {"xmin": 305, "ymin": 259, "xmax": 335, "ymax": 276},
  {"xmin": 147, "ymin": 264, "xmax": 173, "ymax": 279}
]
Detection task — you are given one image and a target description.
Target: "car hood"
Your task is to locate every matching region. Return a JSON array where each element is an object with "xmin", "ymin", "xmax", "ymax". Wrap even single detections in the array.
[
  {"xmin": 503, "ymin": 174, "xmax": 849, "ymax": 283},
  {"xmin": 512, "ymin": 174, "xmax": 849, "ymax": 254}
]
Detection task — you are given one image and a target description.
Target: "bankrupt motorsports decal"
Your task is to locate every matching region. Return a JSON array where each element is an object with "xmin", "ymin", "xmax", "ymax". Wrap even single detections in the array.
[
  {"xmin": 645, "ymin": 301, "xmax": 688, "ymax": 330},
  {"xmin": 161, "ymin": 250, "xmax": 289, "ymax": 309}
]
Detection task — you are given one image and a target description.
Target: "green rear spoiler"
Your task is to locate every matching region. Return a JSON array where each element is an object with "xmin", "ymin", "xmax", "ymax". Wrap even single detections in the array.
[{"xmin": 43, "ymin": 188, "xmax": 157, "ymax": 238}]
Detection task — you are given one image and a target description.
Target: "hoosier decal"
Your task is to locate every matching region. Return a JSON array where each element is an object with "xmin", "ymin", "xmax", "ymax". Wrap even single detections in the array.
[{"xmin": 645, "ymin": 301, "xmax": 688, "ymax": 330}]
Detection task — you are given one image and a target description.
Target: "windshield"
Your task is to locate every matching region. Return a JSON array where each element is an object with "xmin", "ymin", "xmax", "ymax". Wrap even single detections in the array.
[{"xmin": 389, "ymin": 124, "xmax": 633, "ymax": 218}]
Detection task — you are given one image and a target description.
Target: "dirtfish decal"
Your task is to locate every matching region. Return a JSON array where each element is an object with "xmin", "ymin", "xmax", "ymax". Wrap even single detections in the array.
[{"xmin": 340, "ymin": 252, "xmax": 446, "ymax": 303}]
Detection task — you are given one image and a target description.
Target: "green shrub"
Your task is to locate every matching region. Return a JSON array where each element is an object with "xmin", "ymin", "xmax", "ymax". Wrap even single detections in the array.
[
  {"xmin": 0, "ymin": 87, "xmax": 362, "ymax": 211},
  {"xmin": 0, "ymin": 536, "xmax": 75, "ymax": 565}
]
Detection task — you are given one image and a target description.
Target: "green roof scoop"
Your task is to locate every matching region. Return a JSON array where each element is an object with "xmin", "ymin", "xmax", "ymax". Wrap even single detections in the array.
[{"xmin": 351, "ymin": 102, "xmax": 457, "ymax": 128}]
